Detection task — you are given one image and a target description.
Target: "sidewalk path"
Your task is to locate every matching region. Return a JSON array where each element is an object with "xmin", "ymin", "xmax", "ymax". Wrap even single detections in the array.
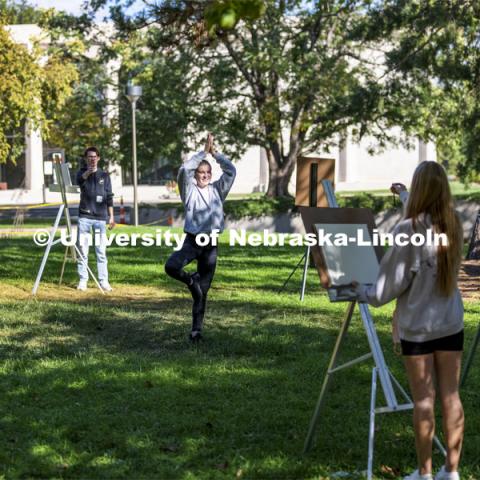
[{"xmin": 458, "ymin": 260, "xmax": 480, "ymax": 301}]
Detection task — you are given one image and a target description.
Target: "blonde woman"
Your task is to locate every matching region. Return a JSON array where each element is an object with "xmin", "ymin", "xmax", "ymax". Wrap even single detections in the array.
[{"xmin": 355, "ymin": 162, "xmax": 464, "ymax": 480}]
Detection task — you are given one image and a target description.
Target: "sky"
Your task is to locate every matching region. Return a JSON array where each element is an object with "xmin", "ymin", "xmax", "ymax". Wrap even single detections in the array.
[
  {"xmin": 32, "ymin": 0, "xmax": 100, "ymax": 16},
  {"xmin": 31, "ymin": 0, "xmax": 143, "ymax": 19}
]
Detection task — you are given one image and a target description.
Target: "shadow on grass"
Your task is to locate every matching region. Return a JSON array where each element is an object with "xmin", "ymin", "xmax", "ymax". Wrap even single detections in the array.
[
  {"xmin": 0, "ymin": 296, "xmax": 340, "ymax": 360},
  {"xmin": 1, "ymin": 294, "xmax": 479, "ymax": 479},
  {"xmin": 1, "ymin": 237, "xmax": 480, "ymax": 479},
  {"xmin": 0, "ymin": 238, "xmax": 310, "ymax": 292}
]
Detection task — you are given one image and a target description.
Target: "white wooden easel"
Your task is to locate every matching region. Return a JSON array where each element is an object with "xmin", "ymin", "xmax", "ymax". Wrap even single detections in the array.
[{"xmin": 32, "ymin": 159, "xmax": 104, "ymax": 295}]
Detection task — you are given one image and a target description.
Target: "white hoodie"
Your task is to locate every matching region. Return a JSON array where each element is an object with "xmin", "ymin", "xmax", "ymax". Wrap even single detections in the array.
[{"xmin": 355, "ymin": 192, "xmax": 464, "ymax": 342}]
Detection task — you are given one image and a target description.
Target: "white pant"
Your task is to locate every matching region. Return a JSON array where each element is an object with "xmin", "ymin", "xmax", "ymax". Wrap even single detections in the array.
[{"xmin": 77, "ymin": 217, "xmax": 108, "ymax": 283}]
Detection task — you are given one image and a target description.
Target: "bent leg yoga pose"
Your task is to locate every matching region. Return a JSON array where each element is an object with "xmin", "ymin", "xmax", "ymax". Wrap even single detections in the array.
[{"xmin": 165, "ymin": 234, "xmax": 217, "ymax": 340}]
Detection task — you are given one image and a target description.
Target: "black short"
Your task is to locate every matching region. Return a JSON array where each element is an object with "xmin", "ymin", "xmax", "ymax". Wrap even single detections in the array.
[{"xmin": 401, "ymin": 330, "xmax": 464, "ymax": 356}]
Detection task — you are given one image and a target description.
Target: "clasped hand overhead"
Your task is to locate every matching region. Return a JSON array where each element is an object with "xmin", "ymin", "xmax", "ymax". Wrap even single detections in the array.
[{"xmin": 204, "ymin": 132, "xmax": 216, "ymax": 155}]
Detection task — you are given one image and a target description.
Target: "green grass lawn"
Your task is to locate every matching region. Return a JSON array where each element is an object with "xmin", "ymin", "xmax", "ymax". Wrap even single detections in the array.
[
  {"xmin": 449, "ymin": 181, "xmax": 480, "ymax": 196},
  {"xmin": 0, "ymin": 229, "xmax": 479, "ymax": 479}
]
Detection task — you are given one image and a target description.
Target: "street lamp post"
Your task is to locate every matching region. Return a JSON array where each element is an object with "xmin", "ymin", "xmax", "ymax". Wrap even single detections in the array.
[{"xmin": 126, "ymin": 84, "xmax": 142, "ymax": 226}]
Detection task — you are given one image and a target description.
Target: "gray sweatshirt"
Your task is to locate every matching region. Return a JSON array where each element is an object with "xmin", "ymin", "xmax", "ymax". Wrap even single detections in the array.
[
  {"xmin": 178, "ymin": 151, "xmax": 236, "ymax": 234},
  {"xmin": 355, "ymin": 202, "xmax": 464, "ymax": 342}
]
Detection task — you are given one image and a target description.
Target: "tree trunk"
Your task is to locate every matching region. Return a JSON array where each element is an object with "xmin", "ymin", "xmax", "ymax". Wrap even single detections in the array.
[
  {"xmin": 265, "ymin": 148, "xmax": 296, "ymax": 197},
  {"xmin": 266, "ymin": 168, "xmax": 293, "ymax": 197}
]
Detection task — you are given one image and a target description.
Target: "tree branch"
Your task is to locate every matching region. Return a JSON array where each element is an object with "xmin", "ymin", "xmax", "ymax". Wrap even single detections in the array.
[
  {"xmin": 221, "ymin": 34, "xmax": 266, "ymax": 104},
  {"xmin": 379, "ymin": 25, "xmax": 445, "ymax": 81}
]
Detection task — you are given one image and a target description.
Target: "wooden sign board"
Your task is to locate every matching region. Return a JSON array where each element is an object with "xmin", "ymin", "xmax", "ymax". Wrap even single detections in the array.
[
  {"xmin": 299, "ymin": 207, "xmax": 384, "ymax": 289},
  {"xmin": 295, "ymin": 157, "xmax": 335, "ymax": 207}
]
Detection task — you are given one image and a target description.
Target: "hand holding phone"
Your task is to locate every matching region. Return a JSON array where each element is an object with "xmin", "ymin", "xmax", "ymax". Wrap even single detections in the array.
[{"xmin": 390, "ymin": 183, "xmax": 407, "ymax": 195}]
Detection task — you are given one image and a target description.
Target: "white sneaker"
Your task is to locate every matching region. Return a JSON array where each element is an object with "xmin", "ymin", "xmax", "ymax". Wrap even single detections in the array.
[
  {"xmin": 404, "ymin": 470, "xmax": 433, "ymax": 480},
  {"xmin": 435, "ymin": 466, "xmax": 460, "ymax": 480},
  {"xmin": 77, "ymin": 281, "xmax": 87, "ymax": 291},
  {"xmin": 100, "ymin": 282, "xmax": 113, "ymax": 292}
]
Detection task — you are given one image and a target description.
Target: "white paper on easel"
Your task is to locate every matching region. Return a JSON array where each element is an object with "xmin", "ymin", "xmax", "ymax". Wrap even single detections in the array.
[
  {"xmin": 44, "ymin": 161, "xmax": 53, "ymax": 175},
  {"xmin": 314, "ymin": 223, "xmax": 380, "ymax": 285},
  {"xmin": 60, "ymin": 163, "xmax": 73, "ymax": 186}
]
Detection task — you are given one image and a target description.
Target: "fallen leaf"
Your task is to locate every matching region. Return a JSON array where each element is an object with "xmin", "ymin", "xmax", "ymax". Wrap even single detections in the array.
[{"xmin": 380, "ymin": 465, "xmax": 400, "ymax": 477}]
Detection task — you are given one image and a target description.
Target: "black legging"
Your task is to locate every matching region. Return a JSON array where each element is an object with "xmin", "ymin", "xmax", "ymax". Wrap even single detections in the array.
[{"xmin": 164, "ymin": 233, "xmax": 217, "ymax": 332}]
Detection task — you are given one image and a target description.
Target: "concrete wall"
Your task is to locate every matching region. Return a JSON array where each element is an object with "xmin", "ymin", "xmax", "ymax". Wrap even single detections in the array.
[
  {"xmin": 337, "ymin": 132, "xmax": 436, "ymax": 190},
  {"xmin": 138, "ymin": 199, "xmax": 478, "ymax": 241}
]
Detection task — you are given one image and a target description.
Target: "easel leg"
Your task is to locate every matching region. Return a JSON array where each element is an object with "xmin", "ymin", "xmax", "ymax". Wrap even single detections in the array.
[
  {"xmin": 300, "ymin": 245, "xmax": 310, "ymax": 301},
  {"xmin": 63, "ymin": 204, "xmax": 77, "ymax": 262},
  {"xmin": 359, "ymin": 303, "xmax": 398, "ymax": 409},
  {"xmin": 59, "ymin": 247, "xmax": 68, "ymax": 285},
  {"xmin": 303, "ymin": 301, "xmax": 356, "ymax": 453},
  {"xmin": 461, "ymin": 324, "xmax": 480, "ymax": 387},
  {"xmin": 32, "ymin": 205, "xmax": 64, "ymax": 296},
  {"xmin": 278, "ymin": 250, "xmax": 307, "ymax": 294},
  {"xmin": 367, "ymin": 367, "xmax": 378, "ymax": 480}
]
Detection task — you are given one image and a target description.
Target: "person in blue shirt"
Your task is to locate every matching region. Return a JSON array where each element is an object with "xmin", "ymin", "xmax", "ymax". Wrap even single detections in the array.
[{"xmin": 165, "ymin": 133, "xmax": 236, "ymax": 341}]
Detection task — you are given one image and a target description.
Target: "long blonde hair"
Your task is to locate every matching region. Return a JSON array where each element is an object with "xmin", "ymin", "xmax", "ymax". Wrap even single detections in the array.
[{"xmin": 405, "ymin": 161, "xmax": 463, "ymax": 296}]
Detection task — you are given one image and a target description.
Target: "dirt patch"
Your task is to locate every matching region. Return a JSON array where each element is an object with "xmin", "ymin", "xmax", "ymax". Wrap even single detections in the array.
[
  {"xmin": 458, "ymin": 260, "xmax": 480, "ymax": 301},
  {"xmin": 1, "ymin": 282, "xmax": 178, "ymax": 305},
  {"xmin": 2, "ymin": 263, "xmax": 479, "ymax": 305}
]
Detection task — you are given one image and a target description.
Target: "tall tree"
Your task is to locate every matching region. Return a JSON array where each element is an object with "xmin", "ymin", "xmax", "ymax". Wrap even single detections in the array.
[
  {"xmin": 102, "ymin": 0, "xmax": 434, "ymax": 197},
  {"xmin": 0, "ymin": 19, "xmax": 77, "ymax": 164},
  {"xmin": 359, "ymin": 0, "xmax": 480, "ymax": 181}
]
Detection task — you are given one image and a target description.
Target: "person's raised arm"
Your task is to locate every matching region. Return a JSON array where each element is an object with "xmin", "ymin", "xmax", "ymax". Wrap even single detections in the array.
[
  {"xmin": 77, "ymin": 169, "xmax": 88, "ymax": 186},
  {"xmin": 391, "ymin": 182, "xmax": 409, "ymax": 206},
  {"xmin": 177, "ymin": 152, "xmax": 206, "ymax": 203},
  {"xmin": 177, "ymin": 133, "xmax": 213, "ymax": 203},
  {"xmin": 211, "ymin": 150, "xmax": 236, "ymax": 202},
  {"xmin": 177, "ymin": 135, "xmax": 213, "ymax": 203}
]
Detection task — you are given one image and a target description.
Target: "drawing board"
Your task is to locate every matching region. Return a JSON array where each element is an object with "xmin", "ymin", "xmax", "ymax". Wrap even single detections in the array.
[
  {"xmin": 313, "ymin": 223, "xmax": 380, "ymax": 285},
  {"xmin": 299, "ymin": 207, "xmax": 384, "ymax": 295}
]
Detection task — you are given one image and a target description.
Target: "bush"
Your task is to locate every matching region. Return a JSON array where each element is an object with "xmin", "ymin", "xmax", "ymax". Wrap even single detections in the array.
[
  {"xmin": 223, "ymin": 194, "xmax": 399, "ymax": 219},
  {"xmin": 337, "ymin": 193, "xmax": 398, "ymax": 212},
  {"xmin": 224, "ymin": 196, "xmax": 294, "ymax": 219},
  {"xmin": 147, "ymin": 190, "xmax": 480, "ymax": 221}
]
